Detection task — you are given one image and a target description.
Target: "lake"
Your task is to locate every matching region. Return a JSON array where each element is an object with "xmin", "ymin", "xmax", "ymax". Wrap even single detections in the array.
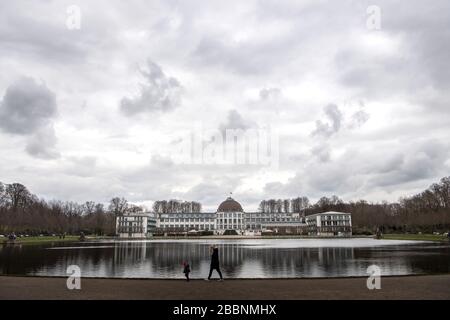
[{"xmin": 1, "ymin": 238, "xmax": 449, "ymax": 278}]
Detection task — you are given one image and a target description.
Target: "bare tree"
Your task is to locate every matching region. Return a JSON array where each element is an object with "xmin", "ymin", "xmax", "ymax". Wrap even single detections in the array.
[
  {"xmin": 108, "ymin": 197, "xmax": 128, "ymax": 216},
  {"xmin": 83, "ymin": 201, "xmax": 96, "ymax": 215},
  {"xmin": 0, "ymin": 182, "xmax": 7, "ymax": 208},
  {"xmin": 127, "ymin": 204, "xmax": 143, "ymax": 213},
  {"xmin": 5, "ymin": 183, "xmax": 31, "ymax": 211},
  {"xmin": 283, "ymin": 199, "xmax": 290, "ymax": 213}
]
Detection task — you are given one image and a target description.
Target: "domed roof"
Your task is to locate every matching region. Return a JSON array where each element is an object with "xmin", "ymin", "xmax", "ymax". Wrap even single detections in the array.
[{"xmin": 217, "ymin": 197, "xmax": 243, "ymax": 212}]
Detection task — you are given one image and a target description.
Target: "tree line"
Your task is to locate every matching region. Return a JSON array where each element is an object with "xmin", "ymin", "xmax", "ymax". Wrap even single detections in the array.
[
  {"xmin": 258, "ymin": 197, "xmax": 311, "ymax": 213},
  {"xmin": 258, "ymin": 177, "xmax": 450, "ymax": 234},
  {"xmin": 1, "ymin": 176, "xmax": 449, "ymax": 235},
  {"xmin": 0, "ymin": 183, "xmax": 145, "ymax": 236},
  {"xmin": 152, "ymin": 200, "xmax": 202, "ymax": 215}
]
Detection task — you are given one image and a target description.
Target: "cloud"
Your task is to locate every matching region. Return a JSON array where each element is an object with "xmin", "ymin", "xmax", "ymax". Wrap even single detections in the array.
[
  {"xmin": 0, "ymin": 77, "xmax": 57, "ymax": 135},
  {"xmin": 0, "ymin": 77, "xmax": 59, "ymax": 159},
  {"xmin": 311, "ymin": 143, "xmax": 331, "ymax": 163},
  {"xmin": 348, "ymin": 110, "xmax": 370, "ymax": 129},
  {"xmin": 0, "ymin": 1, "xmax": 449, "ymax": 209},
  {"xmin": 24, "ymin": 126, "xmax": 59, "ymax": 160},
  {"xmin": 120, "ymin": 60, "xmax": 182, "ymax": 116},
  {"xmin": 367, "ymin": 140, "xmax": 449, "ymax": 188},
  {"xmin": 259, "ymin": 87, "xmax": 281, "ymax": 101},
  {"xmin": 219, "ymin": 110, "xmax": 252, "ymax": 134},
  {"xmin": 311, "ymin": 104, "xmax": 342, "ymax": 137}
]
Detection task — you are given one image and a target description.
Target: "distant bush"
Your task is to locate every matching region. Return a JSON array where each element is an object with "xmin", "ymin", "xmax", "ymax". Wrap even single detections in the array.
[{"xmin": 223, "ymin": 230, "xmax": 238, "ymax": 236}]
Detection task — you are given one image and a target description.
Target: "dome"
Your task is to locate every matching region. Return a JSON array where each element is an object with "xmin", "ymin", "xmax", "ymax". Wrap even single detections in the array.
[{"xmin": 217, "ymin": 197, "xmax": 243, "ymax": 212}]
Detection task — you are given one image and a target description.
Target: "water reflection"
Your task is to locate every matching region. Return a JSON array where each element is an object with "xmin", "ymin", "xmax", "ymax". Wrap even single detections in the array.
[{"xmin": 0, "ymin": 239, "xmax": 449, "ymax": 278}]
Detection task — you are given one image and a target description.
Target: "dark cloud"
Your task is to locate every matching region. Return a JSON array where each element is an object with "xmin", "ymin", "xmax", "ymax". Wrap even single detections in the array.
[
  {"xmin": 265, "ymin": 139, "xmax": 450, "ymax": 203},
  {"xmin": 0, "ymin": 77, "xmax": 57, "ymax": 135},
  {"xmin": 0, "ymin": 77, "xmax": 59, "ymax": 159},
  {"xmin": 0, "ymin": 1, "xmax": 449, "ymax": 208},
  {"xmin": 120, "ymin": 60, "xmax": 182, "ymax": 116},
  {"xmin": 367, "ymin": 140, "xmax": 449, "ymax": 188}
]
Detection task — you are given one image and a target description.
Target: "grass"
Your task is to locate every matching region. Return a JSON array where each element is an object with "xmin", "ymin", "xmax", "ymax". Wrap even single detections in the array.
[
  {"xmin": 2, "ymin": 234, "xmax": 448, "ymax": 243},
  {"xmin": 381, "ymin": 233, "xmax": 449, "ymax": 242},
  {"xmin": 1, "ymin": 235, "xmax": 93, "ymax": 245}
]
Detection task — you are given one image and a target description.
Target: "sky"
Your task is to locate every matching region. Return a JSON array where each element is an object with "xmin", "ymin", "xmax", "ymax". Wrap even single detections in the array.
[{"xmin": 0, "ymin": 0, "xmax": 449, "ymax": 211}]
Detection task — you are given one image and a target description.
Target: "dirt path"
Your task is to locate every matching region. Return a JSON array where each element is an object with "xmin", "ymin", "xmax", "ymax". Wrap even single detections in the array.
[{"xmin": 0, "ymin": 275, "xmax": 449, "ymax": 300}]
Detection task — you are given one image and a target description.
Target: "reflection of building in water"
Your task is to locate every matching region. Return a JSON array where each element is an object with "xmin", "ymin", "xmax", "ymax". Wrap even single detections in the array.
[
  {"xmin": 244, "ymin": 246, "xmax": 356, "ymax": 277},
  {"xmin": 113, "ymin": 242, "xmax": 147, "ymax": 264},
  {"xmin": 116, "ymin": 197, "xmax": 352, "ymax": 238}
]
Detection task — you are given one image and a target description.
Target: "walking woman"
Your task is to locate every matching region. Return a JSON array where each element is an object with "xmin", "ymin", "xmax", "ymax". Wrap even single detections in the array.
[{"xmin": 206, "ymin": 245, "xmax": 223, "ymax": 281}]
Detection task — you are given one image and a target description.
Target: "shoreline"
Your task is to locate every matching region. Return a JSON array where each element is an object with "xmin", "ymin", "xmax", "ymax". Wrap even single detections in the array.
[
  {"xmin": 0, "ymin": 272, "xmax": 447, "ymax": 281},
  {"xmin": 1, "ymin": 274, "xmax": 449, "ymax": 300},
  {"xmin": 2, "ymin": 234, "xmax": 448, "ymax": 246}
]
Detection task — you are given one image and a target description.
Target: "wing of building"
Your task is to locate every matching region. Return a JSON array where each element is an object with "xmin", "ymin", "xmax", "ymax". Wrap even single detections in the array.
[{"xmin": 115, "ymin": 197, "xmax": 352, "ymax": 238}]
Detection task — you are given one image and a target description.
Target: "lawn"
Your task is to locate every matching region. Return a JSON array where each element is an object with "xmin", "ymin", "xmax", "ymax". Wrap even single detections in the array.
[
  {"xmin": 382, "ymin": 233, "xmax": 448, "ymax": 242},
  {"xmin": 1, "ymin": 235, "xmax": 80, "ymax": 245}
]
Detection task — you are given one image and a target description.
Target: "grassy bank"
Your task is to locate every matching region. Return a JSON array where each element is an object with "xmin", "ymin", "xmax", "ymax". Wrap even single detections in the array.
[
  {"xmin": 1, "ymin": 235, "xmax": 105, "ymax": 245},
  {"xmin": 3, "ymin": 234, "xmax": 448, "ymax": 243},
  {"xmin": 381, "ymin": 233, "xmax": 448, "ymax": 242}
]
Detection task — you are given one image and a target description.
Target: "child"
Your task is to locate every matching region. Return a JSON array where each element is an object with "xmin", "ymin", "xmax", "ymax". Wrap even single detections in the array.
[{"xmin": 183, "ymin": 261, "xmax": 191, "ymax": 282}]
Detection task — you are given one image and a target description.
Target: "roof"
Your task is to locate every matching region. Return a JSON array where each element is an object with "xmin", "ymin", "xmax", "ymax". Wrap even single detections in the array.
[
  {"xmin": 217, "ymin": 197, "xmax": 244, "ymax": 212},
  {"xmin": 306, "ymin": 211, "xmax": 351, "ymax": 217}
]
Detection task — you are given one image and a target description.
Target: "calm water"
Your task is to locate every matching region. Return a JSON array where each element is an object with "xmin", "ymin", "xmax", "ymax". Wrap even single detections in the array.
[{"xmin": 1, "ymin": 238, "xmax": 449, "ymax": 278}]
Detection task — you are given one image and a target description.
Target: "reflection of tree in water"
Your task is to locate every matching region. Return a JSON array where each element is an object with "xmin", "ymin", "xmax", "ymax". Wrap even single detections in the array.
[
  {"xmin": 111, "ymin": 242, "xmax": 357, "ymax": 278},
  {"xmin": 112, "ymin": 242, "xmax": 247, "ymax": 277},
  {"xmin": 0, "ymin": 242, "xmax": 117, "ymax": 277},
  {"xmin": 1, "ymin": 241, "xmax": 450, "ymax": 278},
  {"xmin": 236, "ymin": 247, "xmax": 355, "ymax": 277}
]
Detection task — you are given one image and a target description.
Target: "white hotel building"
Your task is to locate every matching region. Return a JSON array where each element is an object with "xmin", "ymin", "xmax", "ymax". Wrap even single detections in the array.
[
  {"xmin": 116, "ymin": 197, "xmax": 352, "ymax": 238},
  {"xmin": 116, "ymin": 212, "xmax": 149, "ymax": 238}
]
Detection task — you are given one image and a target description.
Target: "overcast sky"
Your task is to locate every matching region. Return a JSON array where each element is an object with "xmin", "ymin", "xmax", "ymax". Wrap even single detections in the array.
[{"xmin": 0, "ymin": 0, "xmax": 449, "ymax": 211}]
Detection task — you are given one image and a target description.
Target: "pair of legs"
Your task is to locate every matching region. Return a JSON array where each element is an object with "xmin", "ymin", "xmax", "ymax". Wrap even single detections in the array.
[
  {"xmin": 208, "ymin": 266, "xmax": 223, "ymax": 280},
  {"xmin": 185, "ymin": 273, "xmax": 190, "ymax": 281}
]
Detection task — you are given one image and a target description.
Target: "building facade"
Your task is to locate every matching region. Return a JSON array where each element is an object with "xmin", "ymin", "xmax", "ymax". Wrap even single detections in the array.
[
  {"xmin": 116, "ymin": 212, "xmax": 148, "ymax": 238},
  {"xmin": 147, "ymin": 213, "xmax": 158, "ymax": 235},
  {"xmin": 157, "ymin": 212, "xmax": 216, "ymax": 233},
  {"xmin": 116, "ymin": 198, "xmax": 353, "ymax": 238},
  {"xmin": 305, "ymin": 211, "xmax": 352, "ymax": 236},
  {"xmin": 215, "ymin": 197, "xmax": 245, "ymax": 234}
]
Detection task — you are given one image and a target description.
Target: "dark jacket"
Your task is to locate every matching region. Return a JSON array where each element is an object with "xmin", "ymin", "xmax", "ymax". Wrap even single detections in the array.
[
  {"xmin": 210, "ymin": 248, "xmax": 220, "ymax": 268},
  {"xmin": 183, "ymin": 264, "xmax": 190, "ymax": 274}
]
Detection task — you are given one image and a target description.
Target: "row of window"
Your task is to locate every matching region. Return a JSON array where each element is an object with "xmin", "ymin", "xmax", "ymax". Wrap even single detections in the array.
[
  {"xmin": 160, "ymin": 218, "xmax": 215, "ymax": 223},
  {"xmin": 160, "ymin": 215, "xmax": 215, "ymax": 219},
  {"xmin": 117, "ymin": 227, "xmax": 144, "ymax": 233},
  {"xmin": 160, "ymin": 225, "xmax": 214, "ymax": 230},
  {"xmin": 217, "ymin": 218, "xmax": 243, "ymax": 224},
  {"xmin": 321, "ymin": 221, "xmax": 350, "ymax": 226},
  {"xmin": 118, "ymin": 216, "xmax": 145, "ymax": 222},
  {"xmin": 320, "ymin": 215, "xmax": 350, "ymax": 221},
  {"xmin": 217, "ymin": 213, "xmax": 244, "ymax": 218},
  {"xmin": 117, "ymin": 222, "xmax": 142, "ymax": 227},
  {"xmin": 159, "ymin": 218, "xmax": 301, "ymax": 224}
]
